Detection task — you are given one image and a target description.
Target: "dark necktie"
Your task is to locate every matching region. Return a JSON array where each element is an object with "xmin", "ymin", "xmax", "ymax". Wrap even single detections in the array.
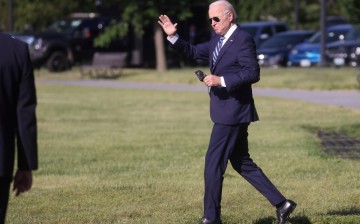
[{"xmin": 212, "ymin": 37, "xmax": 225, "ymax": 69}]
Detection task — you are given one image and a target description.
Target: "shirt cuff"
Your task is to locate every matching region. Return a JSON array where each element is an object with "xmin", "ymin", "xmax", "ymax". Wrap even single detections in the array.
[
  {"xmin": 220, "ymin": 77, "xmax": 226, "ymax": 87},
  {"xmin": 167, "ymin": 34, "xmax": 179, "ymax": 44}
]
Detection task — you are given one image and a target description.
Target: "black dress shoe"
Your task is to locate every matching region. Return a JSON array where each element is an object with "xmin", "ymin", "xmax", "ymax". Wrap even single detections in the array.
[
  {"xmin": 199, "ymin": 217, "xmax": 222, "ymax": 224},
  {"xmin": 276, "ymin": 199, "xmax": 297, "ymax": 224}
]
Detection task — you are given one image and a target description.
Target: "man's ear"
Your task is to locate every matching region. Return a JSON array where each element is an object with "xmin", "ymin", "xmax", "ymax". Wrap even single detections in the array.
[{"xmin": 229, "ymin": 13, "xmax": 233, "ymax": 22}]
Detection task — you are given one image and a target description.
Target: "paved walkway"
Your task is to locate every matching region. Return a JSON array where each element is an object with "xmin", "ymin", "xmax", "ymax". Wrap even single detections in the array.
[
  {"xmin": 253, "ymin": 88, "xmax": 360, "ymax": 110},
  {"xmin": 38, "ymin": 79, "xmax": 360, "ymax": 110}
]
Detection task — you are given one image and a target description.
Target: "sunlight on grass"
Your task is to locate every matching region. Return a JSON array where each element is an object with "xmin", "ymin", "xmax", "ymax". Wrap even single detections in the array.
[
  {"xmin": 6, "ymin": 77, "xmax": 360, "ymax": 223},
  {"xmin": 35, "ymin": 66, "xmax": 360, "ymax": 90}
]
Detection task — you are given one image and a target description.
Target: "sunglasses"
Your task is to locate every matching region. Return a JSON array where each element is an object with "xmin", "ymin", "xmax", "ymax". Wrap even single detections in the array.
[{"xmin": 208, "ymin": 11, "xmax": 230, "ymax": 24}]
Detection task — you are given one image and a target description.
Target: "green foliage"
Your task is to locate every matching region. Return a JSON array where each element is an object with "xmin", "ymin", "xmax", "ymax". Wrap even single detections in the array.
[
  {"xmin": 94, "ymin": 21, "xmax": 129, "ymax": 47},
  {"xmin": 2, "ymin": 0, "xmax": 360, "ymax": 33},
  {"xmin": 95, "ymin": 0, "xmax": 204, "ymax": 47},
  {"xmin": 11, "ymin": 0, "xmax": 96, "ymax": 31},
  {"xmin": 339, "ymin": 0, "xmax": 360, "ymax": 24}
]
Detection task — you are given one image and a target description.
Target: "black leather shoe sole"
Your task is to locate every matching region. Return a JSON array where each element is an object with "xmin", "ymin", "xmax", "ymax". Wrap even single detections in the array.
[
  {"xmin": 276, "ymin": 199, "xmax": 297, "ymax": 224},
  {"xmin": 199, "ymin": 217, "xmax": 222, "ymax": 224}
]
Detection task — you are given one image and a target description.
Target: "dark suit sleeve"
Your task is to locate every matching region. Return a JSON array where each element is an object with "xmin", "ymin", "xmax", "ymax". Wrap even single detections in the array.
[
  {"xmin": 171, "ymin": 38, "xmax": 210, "ymax": 62},
  {"xmin": 223, "ymin": 33, "xmax": 260, "ymax": 93},
  {"xmin": 16, "ymin": 44, "xmax": 38, "ymax": 171}
]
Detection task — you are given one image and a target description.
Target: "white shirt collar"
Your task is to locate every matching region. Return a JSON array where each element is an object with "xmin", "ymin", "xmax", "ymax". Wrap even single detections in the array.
[
  {"xmin": 224, "ymin": 24, "xmax": 237, "ymax": 39},
  {"xmin": 220, "ymin": 24, "xmax": 237, "ymax": 47}
]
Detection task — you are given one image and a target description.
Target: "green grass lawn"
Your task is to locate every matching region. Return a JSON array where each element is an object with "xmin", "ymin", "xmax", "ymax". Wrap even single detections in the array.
[
  {"xmin": 36, "ymin": 66, "xmax": 360, "ymax": 90},
  {"xmin": 6, "ymin": 67, "xmax": 360, "ymax": 223}
]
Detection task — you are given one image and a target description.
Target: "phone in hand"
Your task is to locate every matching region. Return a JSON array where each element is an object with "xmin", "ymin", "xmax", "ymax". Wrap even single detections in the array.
[{"xmin": 194, "ymin": 70, "xmax": 206, "ymax": 82}]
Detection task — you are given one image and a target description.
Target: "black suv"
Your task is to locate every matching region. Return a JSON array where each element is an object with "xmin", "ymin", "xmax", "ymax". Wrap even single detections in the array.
[
  {"xmin": 325, "ymin": 26, "xmax": 360, "ymax": 67},
  {"xmin": 239, "ymin": 21, "xmax": 289, "ymax": 47},
  {"xmin": 15, "ymin": 13, "xmax": 127, "ymax": 72}
]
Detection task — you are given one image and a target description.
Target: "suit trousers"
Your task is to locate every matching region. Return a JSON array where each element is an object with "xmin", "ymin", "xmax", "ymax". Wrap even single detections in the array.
[
  {"xmin": 203, "ymin": 123, "xmax": 286, "ymax": 220},
  {"xmin": 0, "ymin": 177, "xmax": 11, "ymax": 224}
]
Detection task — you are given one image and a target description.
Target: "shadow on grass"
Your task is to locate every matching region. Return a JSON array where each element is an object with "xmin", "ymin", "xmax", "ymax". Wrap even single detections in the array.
[
  {"xmin": 253, "ymin": 215, "xmax": 311, "ymax": 224},
  {"xmin": 301, "ymin": 124, "xmax": 360, "ymax": 160},
  {"xmin": 327, "ymin": 206, "xmax": 360, "ymax": 216}
]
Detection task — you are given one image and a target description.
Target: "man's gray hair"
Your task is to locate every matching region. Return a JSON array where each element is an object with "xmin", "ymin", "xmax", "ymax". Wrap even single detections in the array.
[{"xmin": 209, "ymin": 0, "xmax": 238, "ymax": 22}]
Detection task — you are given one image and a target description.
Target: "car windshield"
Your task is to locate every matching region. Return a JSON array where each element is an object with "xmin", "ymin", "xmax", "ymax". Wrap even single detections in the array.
[
  {"xmin": 308, "ymin": 29, "xmax": 349, "ymax": 43},
  {"xmin": 344, "ymin": 28, "xmax": 360, "ymax": 41},
  {"xmin": 46, "ymin": 19, "xmax": 82, "ymax": 33},
  {"xmin": 260, "ymin": 34, "xmax": 308, "ymax": 48}
]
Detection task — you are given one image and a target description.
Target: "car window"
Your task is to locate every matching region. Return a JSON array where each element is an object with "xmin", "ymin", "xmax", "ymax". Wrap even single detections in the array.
[
  {"xmin": 47, "ymin": 19, "xmax": 82, "ymax": 33},
  {"xmin": 259, "ymin": 26, "xmax": 272, "ymax": 41},
  {"xmin": 308, "ymin": 29, "xmax": 350, "ymax": 43},
  {"xmin": 308, "ymin": 32, "xmax": 320, "ymax": 43},
  {"xmin": 327, "ymin": 30, "xmax": 349, "ymax": 42},
  {"xmin": 241, "ymin": 26, "xmax": 258, "ymax": 36},
  {"xmin": 261, "ymin": 26, "xmax": 272, "ymax": 36},
  {"xmin": 344, "ymin": 28, "xmax": 360, "ymax": 41},
  {"xmin": 275, "ymin": 25, "xmax": 287, "ymax": 33},
  {"xmin": 260, "ymin": 36, "xmax": 287, "ymax": 48},
  {"xmin": 80, "ymin": 20, "xmax": 103, "ymax": 32},
  {"xmin": 260, "ymin": 34, "xmax": 310, "ymax": 48},
  {"xmin": 286, "ymin": 34, "xmax": 312, "ymax": 46}
]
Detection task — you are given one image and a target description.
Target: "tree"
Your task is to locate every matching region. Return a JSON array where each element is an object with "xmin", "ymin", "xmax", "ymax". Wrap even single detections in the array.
[
  {"xmin": 231, "ymin": 0, "xmax": 267, "ymax": 22},
  {"xmin": 0, "ymin": 0, "xmax": 9, "ymax": 31},
  {"xmin": 338, "ymin": 0, "xmax": 360, "ymax": 24}
]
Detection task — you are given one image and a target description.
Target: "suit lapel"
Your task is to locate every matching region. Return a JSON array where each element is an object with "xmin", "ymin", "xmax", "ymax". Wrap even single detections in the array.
[{"xmin": 211, "ymin": 27, "xmax": 239, "ymax": 71}]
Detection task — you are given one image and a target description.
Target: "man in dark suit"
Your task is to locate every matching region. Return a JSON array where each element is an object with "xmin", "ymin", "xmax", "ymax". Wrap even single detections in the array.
[
  {"xmin": 158, "ymin": 1, "xmax": 296, "ymax": 224},
  {"xmin": 0, "ymin": 32, "xmax": 38, "ymax": 224}
]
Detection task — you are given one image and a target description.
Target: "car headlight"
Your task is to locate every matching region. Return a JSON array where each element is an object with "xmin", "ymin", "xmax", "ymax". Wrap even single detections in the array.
[
  {"xmin": 258, "ymin": 54, "xmax": 265, "ymax": 60},
  {"xmin": 32, "ymin": 38, "xmax": 43, "ymax": 50},
  {"xmin": 25, "ymin": 36, "xmax": 35, "ymax": 45},
  {"xmin": 356, "ymin": 47, "xmax": 360, "ymax": 55}
]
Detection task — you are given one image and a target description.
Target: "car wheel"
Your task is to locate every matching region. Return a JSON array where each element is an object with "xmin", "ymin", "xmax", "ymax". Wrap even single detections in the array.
[{"xmin": 46, "ymin": 51, "xmax": 69, "ymax": 72}]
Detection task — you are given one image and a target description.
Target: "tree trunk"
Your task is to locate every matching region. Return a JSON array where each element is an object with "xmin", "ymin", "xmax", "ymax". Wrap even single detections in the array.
[{"xmin": 154, "ymin": 23, "xmax": 167, "ymax": 72}]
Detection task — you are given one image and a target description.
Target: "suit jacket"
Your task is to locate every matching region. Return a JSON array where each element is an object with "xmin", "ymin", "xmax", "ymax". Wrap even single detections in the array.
[
  {"xmin": 0, "ymin": 33, "xmax": 38, "ymax": 178},
  {"xmin": 171, "ymin": 25, "xmax": 260, "ymax": 125}
]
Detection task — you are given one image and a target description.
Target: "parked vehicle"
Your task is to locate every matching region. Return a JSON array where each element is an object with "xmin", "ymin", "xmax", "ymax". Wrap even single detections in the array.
[
  {"xmin": 239, "ymin": 21, "xmax": 289, "ymax": 47},
  {"xmin": 326, "ymin": 16, "xmax": 348, "ymax": 27},
  {"xmin": 288, "ymin": 24, "xmax": 353, "ymax": 67},
  {"xmin": 13, "ymin": 13, "xmax": 130, "ymax": 72},
  {"xmin": 257, "ymin": 30, "xmax": 315, "ymax": 67},
  {"xmin": 325, "ymin": 26, "xmax": 360, "ymax": 67},
  {"xmin": 349, "ymin": 45, "xmax": 360, "ymax": 67}
]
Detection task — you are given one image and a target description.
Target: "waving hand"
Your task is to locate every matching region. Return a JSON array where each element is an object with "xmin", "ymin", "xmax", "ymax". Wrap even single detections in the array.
[{"xmin": 158, "ymin": 15, "xmax": 178, "ymax": 37}]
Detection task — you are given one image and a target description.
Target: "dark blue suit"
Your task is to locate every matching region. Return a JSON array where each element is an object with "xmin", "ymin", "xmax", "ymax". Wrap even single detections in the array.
[
  {"xmin": 0, "ymin": 33, "xmax": 38, "ymax": 223},
  {"xmin": 171, "ymin": 26, "xmax": 286, "ymax": 220}
]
